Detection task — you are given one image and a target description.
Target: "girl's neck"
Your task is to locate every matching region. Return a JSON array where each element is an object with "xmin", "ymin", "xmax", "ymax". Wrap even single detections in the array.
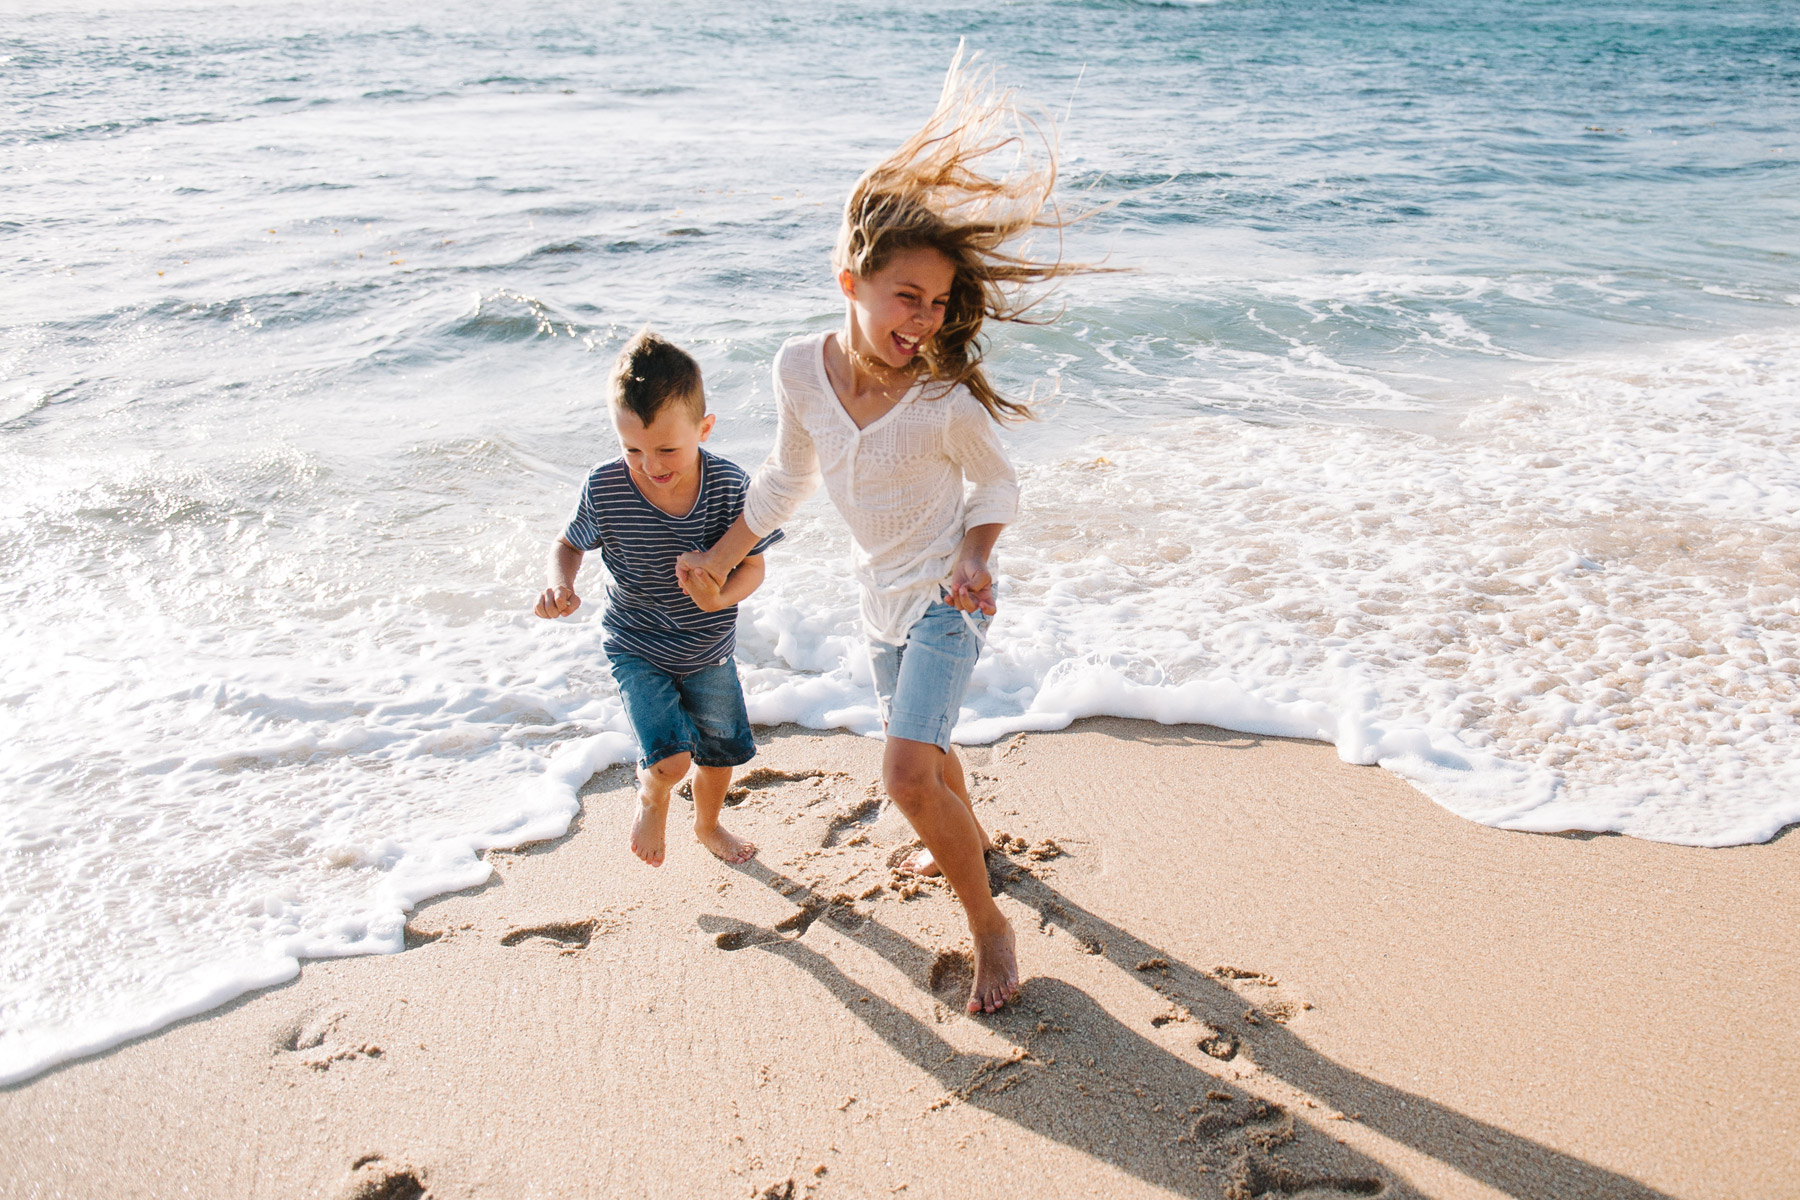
[{"xmin": 837, "ymin": 321, "xmax": 917, "ymax": 399}]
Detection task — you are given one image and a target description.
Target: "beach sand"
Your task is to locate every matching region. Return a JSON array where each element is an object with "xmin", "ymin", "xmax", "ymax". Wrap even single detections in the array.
[{"xmin": 3, "ymin": 719, "xmax": 1795, "ymax": 1200}]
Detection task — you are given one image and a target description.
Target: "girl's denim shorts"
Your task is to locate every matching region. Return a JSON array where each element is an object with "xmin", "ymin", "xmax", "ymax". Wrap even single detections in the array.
[
  {"xmin": 869, "ymin": 600, "xmax": 989, "ymax": 753},
  {"xmin": 608, "ymin": 651, "xmax": 757, "ymax": 770}
]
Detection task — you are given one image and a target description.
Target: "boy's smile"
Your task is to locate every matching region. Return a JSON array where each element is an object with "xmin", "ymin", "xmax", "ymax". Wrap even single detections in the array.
[{"xmin": 613, "ymin": 404, "xmax": 716, "ymax": 517}]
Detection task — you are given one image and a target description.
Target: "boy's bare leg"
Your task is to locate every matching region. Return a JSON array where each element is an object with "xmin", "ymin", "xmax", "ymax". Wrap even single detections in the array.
[
  {"xmin": 885, "ymin": 737, "xmax": 1018, "ymax": 1015},
  {"xmin": 631, "ymin": 752, "xmax": 690, "ymax": 868},
  {"xmin": 691, "ymin": 764, "xmax": 757, "ymax": 864},
  {"xmin": 900, "ymin": 745, "xmax": 990, "ymax": 877}
]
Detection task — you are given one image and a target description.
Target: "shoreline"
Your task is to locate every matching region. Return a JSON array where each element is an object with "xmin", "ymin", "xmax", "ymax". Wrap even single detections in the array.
[{"xmin": 4, "ymin": 718, "xmax": 1795, "ymax": 1199}]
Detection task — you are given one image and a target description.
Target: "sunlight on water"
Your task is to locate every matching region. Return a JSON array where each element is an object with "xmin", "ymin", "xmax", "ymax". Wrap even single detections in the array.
[{"xmin": 2, "ymin": 0, "xmax": 1797, "ymax": 1083}]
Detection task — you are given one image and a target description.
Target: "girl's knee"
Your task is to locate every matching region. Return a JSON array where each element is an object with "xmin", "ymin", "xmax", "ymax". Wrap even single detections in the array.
[{"xmin": 883, "ymin": 749, "xmax": 942, "ymax": 809}]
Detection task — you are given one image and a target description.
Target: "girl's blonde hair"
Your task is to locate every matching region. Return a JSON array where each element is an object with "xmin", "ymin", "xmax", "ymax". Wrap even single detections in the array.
[{"xmin": 835, "ymin": 47, "xmax": 1107, "ymax": 422}]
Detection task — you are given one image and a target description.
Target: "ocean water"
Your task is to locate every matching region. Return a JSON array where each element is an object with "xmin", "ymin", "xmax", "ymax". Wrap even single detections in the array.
[{"xmin": 3, "ymin": 0, "xmax": 1797, "ymax": 1084}]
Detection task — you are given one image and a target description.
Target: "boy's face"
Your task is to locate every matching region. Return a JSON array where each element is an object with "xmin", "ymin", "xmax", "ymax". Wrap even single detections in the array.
[{"xmin": 613, "ymin": 400, "xmax": 715, "ymax": 500}]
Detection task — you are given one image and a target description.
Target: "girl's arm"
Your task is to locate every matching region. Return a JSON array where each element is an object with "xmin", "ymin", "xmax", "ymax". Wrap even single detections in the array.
[
  {"xmin": 680, "ymin": 512, "xmax": 763, "ymax": 586},
  {"xmin": 948, "ymin": 523, "xmax": 1003, "ymax": 614},
  {"xmin": 946, "ymin": 396, "xmax": 1021, "ymax": 533},
  {"xmin": 677, "ymin": 553, "xmax": 765, "ymax": 613},
  {"xmin": 683, "ymin": 348, "xmax": 821, "ymax": 584},
  {"xmin": 943, "ymin": 396, "xmax": 1020, "ymax": 614}
]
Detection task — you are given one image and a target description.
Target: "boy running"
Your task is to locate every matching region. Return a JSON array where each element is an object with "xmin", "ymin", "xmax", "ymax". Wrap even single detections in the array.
[{"xmin": 535, "ymin": 330, "xmax": 781, "ymax": 867}]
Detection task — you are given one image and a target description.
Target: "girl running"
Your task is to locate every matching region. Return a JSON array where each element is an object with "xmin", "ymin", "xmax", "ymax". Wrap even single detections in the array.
[{"xmin": 678, "ymin": 52, "xmax": 1098, "ymax": 1015}]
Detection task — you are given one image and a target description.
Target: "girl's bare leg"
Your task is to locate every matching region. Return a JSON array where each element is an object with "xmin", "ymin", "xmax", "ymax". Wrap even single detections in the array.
[
  {"xmin": 899, "ymin": 745, "xmax": 990, "ymax": 877},
  {"xmin": 884, "ymin": 737, "xmax": 1018, "ymax": 1014},
  {"xmin": 691, "ymin": 764, "xmax": 756, "ymax": 864}
]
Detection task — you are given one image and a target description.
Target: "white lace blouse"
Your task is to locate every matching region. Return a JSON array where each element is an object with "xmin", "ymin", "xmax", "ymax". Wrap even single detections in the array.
[{"xmin": 743, "ymin": 332, "xmax": 1021, "ymax": 645}]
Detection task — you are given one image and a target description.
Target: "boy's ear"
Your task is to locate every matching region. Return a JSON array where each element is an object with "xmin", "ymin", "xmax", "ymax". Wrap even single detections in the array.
[
  {"xmin": 699, "ymin": 413, "xmax": 716, "ymax": 441},
  {"xmin": 837, "ymin": 268, "xmax": 858, "ymax": 301}
]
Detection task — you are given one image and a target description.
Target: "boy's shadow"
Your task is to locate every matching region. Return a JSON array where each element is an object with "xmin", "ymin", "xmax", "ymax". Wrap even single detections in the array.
[{"xmin": 699, "ymin": 861, "xmax": 1671, "ymax": 1200}]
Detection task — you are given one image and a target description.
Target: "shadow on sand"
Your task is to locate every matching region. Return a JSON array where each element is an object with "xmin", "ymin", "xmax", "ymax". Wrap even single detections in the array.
[{"xmin": 700, "ymin": 858, "xmax": 1669, "ymax": 1200}]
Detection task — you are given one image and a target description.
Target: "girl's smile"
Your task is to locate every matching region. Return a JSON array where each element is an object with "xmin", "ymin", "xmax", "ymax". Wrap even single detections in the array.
[{"xmin": 842, "ymin": 245, "xmax": 956, "ymax": 372}]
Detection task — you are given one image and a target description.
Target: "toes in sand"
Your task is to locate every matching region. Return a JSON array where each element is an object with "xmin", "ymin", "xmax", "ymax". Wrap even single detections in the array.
[
  {"xmin": 697, "ymin": 823, "xmax": 757, "ymax": 865},
  {"xmin": 899, "ymin": 846, "xmax": 942, "ymax": 878},
  {"xmin": 968, "ymin": 921, "xmax": 1020, "ymax": 1015},
  {"xmin": 630, "ymin": 792, "xmax": 669, "ymax": 867}
]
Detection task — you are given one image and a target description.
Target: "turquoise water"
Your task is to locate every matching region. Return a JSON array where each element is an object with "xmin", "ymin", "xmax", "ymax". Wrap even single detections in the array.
[{"xmin": 2, "ymin": 0, "xmax": 1797, "ymax": 1083}]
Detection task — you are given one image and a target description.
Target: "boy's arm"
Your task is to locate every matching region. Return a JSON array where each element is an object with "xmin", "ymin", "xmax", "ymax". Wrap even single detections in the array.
[
  {"xmin": 534, "ymin": 537, "xmax": 585, "ymax": 618},
  {"xmin": 677, "ymin": 553, "xmax": 764, "ymax": 613}
]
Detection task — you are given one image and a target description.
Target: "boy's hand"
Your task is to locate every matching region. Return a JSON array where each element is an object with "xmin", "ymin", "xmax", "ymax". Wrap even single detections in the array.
[
  {"xmin": 535, "ymin": 584, "xmax": 581, "ymax": 619},
  {"xmin": 947, "ymin": 555, "xmax": 997, "ymax": 616},
  {"xmin": 676, "ymin": 560, "xmax": 726, "ymax": 612}
]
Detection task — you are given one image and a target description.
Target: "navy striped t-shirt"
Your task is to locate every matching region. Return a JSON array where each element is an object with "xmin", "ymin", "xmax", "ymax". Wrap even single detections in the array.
[{"xmin": 562, "ymin": 449, "xmax": 782, "ymax": 673}]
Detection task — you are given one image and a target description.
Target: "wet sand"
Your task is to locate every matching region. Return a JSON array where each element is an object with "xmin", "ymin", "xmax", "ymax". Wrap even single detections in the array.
[{"xmin": 3, "ymin": 719, "xmax": 1795, "ymax": 1199}]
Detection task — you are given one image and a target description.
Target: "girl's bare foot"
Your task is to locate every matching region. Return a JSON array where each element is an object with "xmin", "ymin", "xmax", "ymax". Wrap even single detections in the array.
[
  {"xmin": 899, "ymin": 845, "xmax": 942, "ymax": 877},
  {"xmin": 968, "ymin": 920, "xmax": 1020, "ymax": 1014},
  {"xmin": 696, "ymin": 823, "xmax": 757, "ymax": 865},
  {"xmin": 630, "ymin": 790, "xmax": 669, "ymax": 867},
  {"xmin": 900, "ymin": 838, "xmax": 994, "ymax": 878}
]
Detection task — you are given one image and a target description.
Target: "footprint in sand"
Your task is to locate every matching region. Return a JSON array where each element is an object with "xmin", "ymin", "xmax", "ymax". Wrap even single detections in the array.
[
  {"xmin": 339, "ymin": 1156, "xmax": 429, "ymax": 1200},
  {"xmin": 498, "ymin": 918, "xmax": 601, "ymax": 953},
  {"xmin": 1197, "ymin": 1028, "xmax": 1241, "ymax": 1061},
  {"xmin": 927, "ymin": 949, "xmax": 973, "ymax": 1000},
  {"xmin": 274, "ymin": 1010, "xmax": 341, "ymax": 1054},
  {"xmin": 681, "ymin": 767, "xmax": 841, "ymax": 810},
  {"xmin": 774, "ymin": 900, "xmax": 824, "ymax": 938},
  {"xmin": 273, "ymin": 1011, "xmax": 384, "ymax": 1072},
  {"xmin": 821, "ymin": 796, "xmax": 881, "ymax": 847},
  {"xmin": 1209, "ymin": 964, "xmax": 1313, "ymax": 1026},
  {"xmin": 1227, "ymin": 1149, "xmax": 1383, "ymax": 1198},
  {"xmin": 711, "ymin": 890, "xmax": 866, "ymax": 950}
]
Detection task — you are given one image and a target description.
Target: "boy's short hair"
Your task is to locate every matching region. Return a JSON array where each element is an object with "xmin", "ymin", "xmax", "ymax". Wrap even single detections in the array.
[{"xmin": 610, "ymin": 329, "xmax": 705, "ymax": 426}]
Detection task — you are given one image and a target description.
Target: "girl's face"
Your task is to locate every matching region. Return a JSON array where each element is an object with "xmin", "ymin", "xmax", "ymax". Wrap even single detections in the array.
[{"xmin": 840, "ymin": 245, "xmax": 956, "ymax": 369}]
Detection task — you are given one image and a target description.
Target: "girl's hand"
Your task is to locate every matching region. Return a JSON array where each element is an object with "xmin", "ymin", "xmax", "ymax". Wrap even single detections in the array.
[
  {"xmin": 676, "ymin": 560, "xmax": 726, "ymax": 611},
  {"xmin": 535, "ymin": 584, "xmax": 581, "ymax": 619},
  {"xmin": 947, "ymin": 555, "xmax": 996, "ymax": 615},
  {"xmin": 676, "ymin": 550, "xmax": 728, "ymax": 589}
]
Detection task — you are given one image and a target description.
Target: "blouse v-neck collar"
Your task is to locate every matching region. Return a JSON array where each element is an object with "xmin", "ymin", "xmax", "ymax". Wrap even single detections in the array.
[{"xmin": 815, "ymin": 332, "xmax": 918, "ymax": 436}]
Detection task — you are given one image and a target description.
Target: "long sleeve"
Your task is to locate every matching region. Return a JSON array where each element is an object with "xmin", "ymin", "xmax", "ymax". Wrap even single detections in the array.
[
  {"xmin": 946, "ymin": 396, "xmax": 1020, "ymax": 532},
  {"xmin": 742, "ymin": 352, "xmax": 823, "ymax": 537}
]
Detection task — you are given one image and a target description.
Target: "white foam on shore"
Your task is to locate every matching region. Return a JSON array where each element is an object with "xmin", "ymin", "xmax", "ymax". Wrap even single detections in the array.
[
  {"xmin": 3, "ymin": 328, "xmax": 1796, "ymax": 1086},
  {"xmin": 737, "ymin": 326, "xmax": 1800, "ymax": 846}
]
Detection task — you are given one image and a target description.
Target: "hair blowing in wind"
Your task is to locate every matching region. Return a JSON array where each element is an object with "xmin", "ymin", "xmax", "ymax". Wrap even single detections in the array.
[{"xmin": 835, "ymin": 46, "xmax": 1112, "ymax": 422}]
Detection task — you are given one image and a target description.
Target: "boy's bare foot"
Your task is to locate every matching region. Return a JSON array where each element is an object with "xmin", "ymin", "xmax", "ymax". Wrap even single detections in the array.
[
  {"xmin": 696, "ymin": 823, "xmax": 757, "ymax": 865},
  {"xmin": 630, "ymin": 789, "xmax": 669, "ymax": 867},
  {"xmin": 968, "ymin": 920, "xmax": 1020, "ymax": 1014}
]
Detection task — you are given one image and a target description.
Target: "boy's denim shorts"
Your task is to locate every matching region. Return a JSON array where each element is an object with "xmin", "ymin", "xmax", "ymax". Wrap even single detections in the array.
[
  {"xmin": 869, "ymin": 600, "xmax": 989, "ymax": 753},
  {"xmin": 608, "ymin": 651, "xmax": 757, "ymax": 770}
]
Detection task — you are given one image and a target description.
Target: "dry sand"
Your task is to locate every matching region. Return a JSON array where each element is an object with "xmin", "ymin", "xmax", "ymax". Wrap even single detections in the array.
[{"xmin": 3, "ymin": 718, "xmax": 1795, "ymax": 1200}]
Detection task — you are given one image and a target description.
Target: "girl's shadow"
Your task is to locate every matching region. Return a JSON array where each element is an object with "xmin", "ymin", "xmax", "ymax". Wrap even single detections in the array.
[{"xmin": 699, "ymin": 861, "xmax": 1671, "ymax": 1200}]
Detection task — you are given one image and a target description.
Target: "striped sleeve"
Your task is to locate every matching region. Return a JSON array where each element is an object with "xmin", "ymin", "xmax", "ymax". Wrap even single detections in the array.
[{"xmin": 562, "ymin": 470, "xmax": 605, "ymax": 551}]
